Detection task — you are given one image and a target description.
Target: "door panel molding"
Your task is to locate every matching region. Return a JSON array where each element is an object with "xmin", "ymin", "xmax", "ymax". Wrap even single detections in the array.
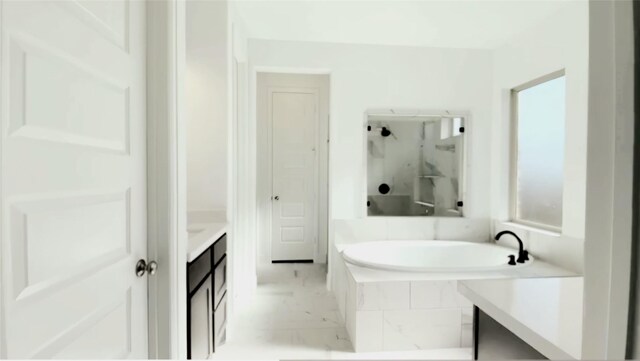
[
  {"xmin": 57, "ymin": 0, "xmax": 130, "ymax": 52},
  {"xmin": 8, "ymin": 188, "xmax": 131, "ymax": 302},
  {"xmin": 7, "ymin": 33, "xmax": 130, "ymax": 153},
  {"xmin": 32, "ymin": 288, "xmax": 133, "ymax": 359}
]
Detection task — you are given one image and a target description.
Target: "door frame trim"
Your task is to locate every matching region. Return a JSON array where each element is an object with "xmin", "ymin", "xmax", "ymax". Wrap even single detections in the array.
[
  {"xmin": 146, "ymin": 0, "xmax": 187, "ymax": 359},
  {"xmin": 0, "ymin": 0, "xmax": 5, "ymax": 356},
  {"xmin": 583, "ymin": 1, "xmax": 635, "ymax": 358}
]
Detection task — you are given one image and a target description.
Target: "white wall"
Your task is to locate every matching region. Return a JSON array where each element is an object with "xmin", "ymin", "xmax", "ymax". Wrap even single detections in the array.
[
  {"xmin": 489, "ymin": 2, "xmax": 588, "ymax": 273},
  {"xmin": 250, "ymin": 40, "xmax": 494, "ymax": 218},
  {"xmin": 249, "ymin": 40, "xmax": 494, "ymax": 265},
  {"xmin": 247, "ymin": 4, "xmax": 590, "ymax": 278},
  {"xmin": 185, "ymin": 0, "xmax": 228, "ymax": 216}
]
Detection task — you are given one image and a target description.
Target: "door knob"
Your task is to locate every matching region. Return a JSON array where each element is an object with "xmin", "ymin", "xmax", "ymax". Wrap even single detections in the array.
[
  {"xmin": 136, "ymin": 259, "xmax": 158, "ymax": 277},
  {"xmin": 147, "ymin": 261, "xmax": 158, "ymax": 275},
  {"xmin": 274, "ymin": 196, "xmax": 279, "ymax": 201}
]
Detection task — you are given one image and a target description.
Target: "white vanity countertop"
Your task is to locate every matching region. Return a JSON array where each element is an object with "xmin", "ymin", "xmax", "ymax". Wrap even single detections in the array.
[
  {"xmin": 458, "ymin": 276, "xmax": 583, "ymax": 360},
  {"xmin": 187, "ymin": 222, "xmax": 227, "ymax": 262}
]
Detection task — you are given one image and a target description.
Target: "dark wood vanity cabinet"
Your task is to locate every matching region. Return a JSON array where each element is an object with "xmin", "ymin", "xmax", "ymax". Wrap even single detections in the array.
[
  {"xmin": 187, "ymin": 233, "xmax": 227, "ymax": 359},
  {"xmin": 212, "ymin": 235, "xmax": 227, "ymax": 347}
]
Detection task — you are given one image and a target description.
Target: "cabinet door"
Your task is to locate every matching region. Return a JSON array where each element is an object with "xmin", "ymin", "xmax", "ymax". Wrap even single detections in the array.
[
  {"xmin": 190, "ymin": 275, "xmax": 213, "ymax": 359},
  {"xmin": 188, "ymin": 249, "xmax": 211, "ymax": 293},
  {"xmin": 214, "ymin": 293, "xmax": 228, "ymax": 349},
  {"xmin": 213, "ymin": 256, "xmax": 227, "ymax": 308}
]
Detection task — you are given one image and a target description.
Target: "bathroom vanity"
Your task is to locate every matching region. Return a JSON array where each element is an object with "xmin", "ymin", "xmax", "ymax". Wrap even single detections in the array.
[
  {"xmin": 186, "ymin": 223, "xmax": 228, "ymax": 359},
  {"xmin": 458, "ymin": 277, "xmax": 583, "ymax": 360}
]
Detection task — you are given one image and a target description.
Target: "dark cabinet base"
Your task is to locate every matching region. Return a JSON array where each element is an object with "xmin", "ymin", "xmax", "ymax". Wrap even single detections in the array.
[{"xmin": 187, "ymin": 233, "xmax": 227, "ymax": 359}]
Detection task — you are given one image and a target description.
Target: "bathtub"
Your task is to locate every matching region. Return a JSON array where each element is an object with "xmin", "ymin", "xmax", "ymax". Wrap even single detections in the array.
[{"xmin": 342, "ymin": 240, "xmax": 533, "ymax": 272}]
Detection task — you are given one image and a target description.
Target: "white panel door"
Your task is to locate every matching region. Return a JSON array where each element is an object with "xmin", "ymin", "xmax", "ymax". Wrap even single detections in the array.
[
  {"xmin": 0, "ymin": 1, "xmax": 147, "ymax": 358},
  {"xmin": 270, "ymin": 89, "xmax": 318, "ymax": 261}
]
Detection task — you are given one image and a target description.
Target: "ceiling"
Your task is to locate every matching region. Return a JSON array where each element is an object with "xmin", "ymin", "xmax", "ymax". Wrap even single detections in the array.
[{"xmin": 233, "ymin": 0, "xmax": 578, "ymax": 49}]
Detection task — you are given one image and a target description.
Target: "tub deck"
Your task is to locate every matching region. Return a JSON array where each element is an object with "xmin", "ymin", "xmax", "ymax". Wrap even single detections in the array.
[{"xmin": 336, "ymin": 243, "xmax": 576, "ymax": 283}]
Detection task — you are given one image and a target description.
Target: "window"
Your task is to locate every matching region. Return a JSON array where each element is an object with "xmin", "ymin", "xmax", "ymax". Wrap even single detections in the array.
[{"xmin": 511, "ymin": 72, "xmax": 566, "ymax": 230}]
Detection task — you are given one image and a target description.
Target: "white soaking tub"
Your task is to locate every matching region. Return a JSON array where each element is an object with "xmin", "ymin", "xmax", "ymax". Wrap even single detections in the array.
[{"xmin": 342, "ymin": 240, "xmax": 533, "ymax": 272}]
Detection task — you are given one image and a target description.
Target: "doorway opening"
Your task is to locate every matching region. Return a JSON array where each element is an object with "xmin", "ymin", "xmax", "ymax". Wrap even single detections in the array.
[{"xmin": 256, "ymin": 72, "xmax": 330, "ymax": 265}]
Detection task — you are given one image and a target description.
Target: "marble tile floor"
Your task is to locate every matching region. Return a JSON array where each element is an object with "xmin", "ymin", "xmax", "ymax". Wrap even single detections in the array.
[{"xmin": 213, "ymin": 263, "xmax": 472, "ymax": 360}]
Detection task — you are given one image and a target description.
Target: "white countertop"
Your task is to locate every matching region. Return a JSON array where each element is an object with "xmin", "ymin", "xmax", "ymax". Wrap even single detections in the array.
[
  {"xmin": 187, "ymin": 222, "xmax": 227, "ymax": 262},
  {"xmin": 458, "ymin": 277, "xmax": 583, "ymax": 360}
]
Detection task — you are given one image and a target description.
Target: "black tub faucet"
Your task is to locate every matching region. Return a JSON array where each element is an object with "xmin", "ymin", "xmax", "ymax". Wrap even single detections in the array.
[{"xmin": 495, "ymin": 230, "xmax": 529, "ymax": 264}]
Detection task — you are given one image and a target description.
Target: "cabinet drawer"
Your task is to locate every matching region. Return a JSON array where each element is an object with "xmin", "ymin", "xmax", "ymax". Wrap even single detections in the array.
[
  {"xmin": 213, "ymin": 256, "xmax": 227, "ymax": 309},
  {"xmin": 212, "ymin": 234, "xmax": 227, "ymax": 266},
  {"xmin": 188, "ymin": 248, "xmax": 211, "ymax": 294},
  {"xmin": 214, "ymin": 293, "xmax": 227, "ymax": 349}
]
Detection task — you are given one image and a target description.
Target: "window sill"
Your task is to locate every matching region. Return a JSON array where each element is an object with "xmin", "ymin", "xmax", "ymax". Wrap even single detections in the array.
[{"xmin": 500, "ymin": 221, "xmax": 562, "ymax": 237}]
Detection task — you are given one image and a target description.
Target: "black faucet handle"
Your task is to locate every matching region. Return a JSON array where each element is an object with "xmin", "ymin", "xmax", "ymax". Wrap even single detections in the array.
[
  {"xmin": 516, "ymin": 249, "xmax": 530, "ymax": 263},
  {"xmin": 507, "ymin": 255, "xmax": 516, "ymax": 266}
]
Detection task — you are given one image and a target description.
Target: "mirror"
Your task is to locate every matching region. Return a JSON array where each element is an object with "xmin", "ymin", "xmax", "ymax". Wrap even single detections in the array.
[{"xmin": 366, "ymin": 110, "xmax": 465, "ymax": 217}]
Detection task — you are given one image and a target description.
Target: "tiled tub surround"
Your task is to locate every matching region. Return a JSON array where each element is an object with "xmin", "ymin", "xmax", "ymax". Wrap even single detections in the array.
[
  {"xmin": 333, "ymin": 244, "xmax": 576, "ymax": 353},
  {"xmin": 329, "ymin": 218, "xmax": 579, "ymax": 354},
  {"xmin": 345, "ymin": 273, "xmax": 473, "ymax": 352},
  {"xmin": 214, "ymin": 263, "xmax": 473, "ymax": 360},
  {"xmin": 334, "ymin": 246, "xmax": 473, "ymax": 353}
]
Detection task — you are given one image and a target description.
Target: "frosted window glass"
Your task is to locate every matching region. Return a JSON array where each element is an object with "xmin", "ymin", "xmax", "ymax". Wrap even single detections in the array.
[{"xmin": 515, "ymin": 76, "xmax": 565, "ymax": 228}]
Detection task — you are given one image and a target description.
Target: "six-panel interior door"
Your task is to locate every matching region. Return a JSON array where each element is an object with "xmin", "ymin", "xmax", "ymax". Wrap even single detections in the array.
[
  {"xmin": 0, "ymin": 1, "xmax": 148, "ymax": 358},
  {"xmin": 270, "ymin": 90, "xmax": 318, "ymax": 261}
]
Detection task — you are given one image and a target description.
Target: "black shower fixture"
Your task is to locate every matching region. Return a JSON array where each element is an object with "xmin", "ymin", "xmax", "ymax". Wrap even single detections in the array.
[
  {"xmin": 378, "ymin": 183, "xmax": 390, "ymax": 194},
  {"xmin": 381, "ymin": 127, "xmax": 391, "ymax": 137}
]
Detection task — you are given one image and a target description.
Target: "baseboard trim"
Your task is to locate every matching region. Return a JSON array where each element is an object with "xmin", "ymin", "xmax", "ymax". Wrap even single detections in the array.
[{"xmin": 271, "ymin": 259, "xmax": 314, "ymax": 264}]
